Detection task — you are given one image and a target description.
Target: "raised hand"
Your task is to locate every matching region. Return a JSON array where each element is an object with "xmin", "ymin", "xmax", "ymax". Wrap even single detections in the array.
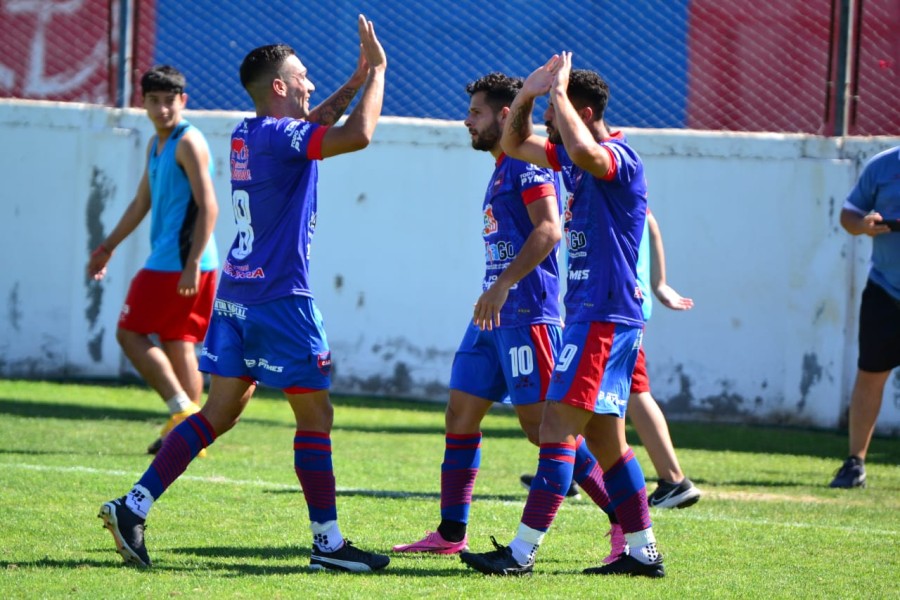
[
  {"xmin": 358, "ymin": 14, "xmax": 386, "ymax": 71},
  {"xmin": 551, "ymin": 51, "xmax": 572, "ymax": 96},
  {"xmin": 521, "ymin": 54, "xmax": 561, "ymax": 99}
]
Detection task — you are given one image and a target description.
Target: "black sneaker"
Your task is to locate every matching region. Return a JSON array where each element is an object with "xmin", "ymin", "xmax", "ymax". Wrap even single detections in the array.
[
  {"xmin": 459, "ymin": 536, "xmax": 534, "ymax": 576},
  {"xmin": 98, "ymin": 497, "xmax": 151, "ymax": 567},
  {"xmin": 147, "ymin": 437, "xmax": 163, "ymax": 455},
  {"xmin": 519, "ymin": 474, "xmax": 581, "ymax": 500},
  {"xmin": 583, "ymin": 552, "xmax": 665, "ymax": 578},
  {"xmin": 310, "ymin": 540, "xmax": 390, "ymax": 572},
  {"xmin": 829, "ymin": 456, "xmax": 866, "ymax": 488},
  {"xmin": 648, "ymin": 478, "xmax": 701, "ymax": 509}
]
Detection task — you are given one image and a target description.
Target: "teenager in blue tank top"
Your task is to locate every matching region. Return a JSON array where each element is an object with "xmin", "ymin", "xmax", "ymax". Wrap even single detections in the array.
[
  {"xmin": 86, "ymin": 65, "xmax": 219, "ymax": 455},
  {"xmin": 99, "ymin": 16, "xmax": 392, "ymax": 573}
]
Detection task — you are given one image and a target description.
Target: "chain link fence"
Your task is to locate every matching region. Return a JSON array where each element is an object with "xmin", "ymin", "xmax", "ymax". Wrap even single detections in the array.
[{"xmin": 1, "ymin": 0, "xmax": 897, "ymax": 135}]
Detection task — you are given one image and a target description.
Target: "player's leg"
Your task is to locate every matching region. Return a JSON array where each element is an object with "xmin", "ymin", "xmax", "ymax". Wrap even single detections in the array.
[
  {"xmin": 162, "ymin": 340, "xmax": 203, "ymax": 404},
  {"xmin": 98, "ymin": 375, "xmax": 252, "ymax": 567},
  {"xmin": 394, "ymin": 324, "xmax": 502, "ymax": 554},
  {"xmin": 272, "ymin": 297, "xmax": 387, "ymax": 572},
  {"xmin": 461, "ymin": 322, "xmax": 599, "ymax": 575},
  {"xmin": 831, "ymin": 280, "xmax": 900, "ymax": 488}
]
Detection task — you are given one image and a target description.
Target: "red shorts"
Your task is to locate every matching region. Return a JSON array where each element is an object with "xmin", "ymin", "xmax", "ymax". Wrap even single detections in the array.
[
  {"xmin": 630, "ymin": 346, "xmax": 650, "ymax": 394},
  {"xmin": 118, "ymin": 269, "xmax": 217, "ymax": 343}
]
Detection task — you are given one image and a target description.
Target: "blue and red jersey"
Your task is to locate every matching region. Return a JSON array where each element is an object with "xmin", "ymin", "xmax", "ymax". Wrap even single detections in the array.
[
  {"xmin": 547, "ymin": 134, "xmax": 647, "ymax": 327},
  {"xmin": 482, "ymin": 154, "xmax": 562, "ymax": 327},
  {"xmin": 219, "ymin": 117, "xmax": 328, "ymax": 305}
]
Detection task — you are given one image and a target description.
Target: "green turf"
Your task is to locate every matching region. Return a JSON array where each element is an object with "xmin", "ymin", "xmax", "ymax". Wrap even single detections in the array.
[{"xmin": 0, "ymin": 380, "xmax": 897, "ymax": 599}]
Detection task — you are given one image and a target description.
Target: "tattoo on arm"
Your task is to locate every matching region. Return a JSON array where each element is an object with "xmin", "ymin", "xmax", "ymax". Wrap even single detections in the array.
[
  {"xmin": 509, "ymin": 104, "xmax": 530, "ymax": 139},
  {"xmin": 310, "ymin": 85, "xmax": 359, "ymax": 125}
]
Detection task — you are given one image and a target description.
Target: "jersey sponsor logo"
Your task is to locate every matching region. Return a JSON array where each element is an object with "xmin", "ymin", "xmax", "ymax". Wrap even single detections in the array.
[
  {"xmin": 485, "ymin": 240, "xmax": 515, "ymax": 264},
  {"xmin": 243, "ymin": 357, "xmax": 285, "ymax": 373},
  {"xmin": 598, "ymin": 390, "xmax": 624, "ymax": 406},
  {"xmin": 214, "ymin": 299, "xmax": 247, "ymax": 319},
  {"xmin": 223, "ymin": 260, "xmax": 266, "ymax": 280},
  {"xmin": 231, "ymin": 137, "xmax": 251, "ymax": 181},
  {"xmin": 483, "ymin": 274, "xmax": 518, "ymax": 290},
  {"xmin": 200, "ymin": 347, "xmax": 218, "ymax": 362},
  {"xmin": 519, "ymin": 166, "xmax": 552, "ymax": 186},
  {"xmin": 483, "ymin": 204, "xmax": 498, "ymax": 235},
  {"xmin": 569, "ymin": 268, "xmax": 590, "ymax": 281},
  {"xmin": 565, "ymin": 228, "xmax": 587, "ymax": 253},
  {"xmin": 290, "ymin": 122, "xmax": 313, "ymax": 152}
]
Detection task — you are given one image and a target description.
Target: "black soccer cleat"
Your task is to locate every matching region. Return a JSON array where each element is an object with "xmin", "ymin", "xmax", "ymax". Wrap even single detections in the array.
[
  {"xmin": 519, "ymin": 473, "xmax": 581, "ymax": 500},
  {"xmin": 460, "ymin": 536, "xmax": 534, "ymax": 576},
  {"xmin": 309, "ymin": 540, "xmax": 390, "ymax": 572},
  {"xmin": 583, "ymin": 552, "xmax": 665, "ymax": 578},
  {"xmin": 98, "ymin": 497, "xmax": 151, "ymax": 568},
  {"xmin": 829, "ymin": 456, "xmax": 866, "ymax": 489},
  {"xmin": 648, "ymin": 477, "xmax": 702, "ymax": 509}
]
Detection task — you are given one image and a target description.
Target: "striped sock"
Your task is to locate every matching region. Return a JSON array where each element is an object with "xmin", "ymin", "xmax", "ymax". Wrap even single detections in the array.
[
  {"xmin": 135, "ymin": 413, "xmax": 217, "ymax": 507},
  {"xmin": 294, "ymin": 430, "xmax": 338, "ymax": 524},
  {"xmin": 439, "ymin": 433, "xmax": 482, "ymax": 526},
  {"xmin": 572, "ymin": 435, "xmax": 613, "ymax": 517},
  {"xmin": 511, "ymin": 442, "xmax": 575, "ymax": 563},
  {"xmin": 603, "ymin": 448, "xmax": 652, "ymax": 534}
]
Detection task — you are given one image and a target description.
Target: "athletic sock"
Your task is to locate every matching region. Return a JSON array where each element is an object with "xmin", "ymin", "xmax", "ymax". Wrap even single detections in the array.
[
  {"xmin": 165, "ymin": 391, "xmax": 194, "ymax": 414},
  {"xmin": 439, "ymin": 433, "xmax": 482, "ymax": 532},
  {"xmin": 294, "ymin": 431, "xmax": 338, "ymax": 525},
  {"xmin": 135, "ymin": 413, "xmax": 217, "ymax": 506},
  {"xmin": 311, "ymin": 519, "xmax": 344, "ymax": 552},
  {"xmin": 603, "ymin": 447, "xmax": 652, "ymax": 535},
  {"xmin": 514, "ymin": 442, "xmax": 576, "ymax": 563},
  {"xmin": 437, "ymin": 520, "xmax": 467, "ymax": 543},
  {"xmin": 572, "ymin": 435, "xmax": 613, "ymax": 516},
  {"xmin": 125, "ymin": 484, "xmax": 154, "ymax": 519},
  {"xmin": 625, "ymin": 527, "xmax": 660, "ymax": 564}
]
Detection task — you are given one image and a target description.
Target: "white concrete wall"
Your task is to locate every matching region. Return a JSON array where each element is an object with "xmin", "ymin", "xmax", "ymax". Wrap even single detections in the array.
[{"xmin": 1, "ymin": 98, "xmax": 898, "ymax": 433}]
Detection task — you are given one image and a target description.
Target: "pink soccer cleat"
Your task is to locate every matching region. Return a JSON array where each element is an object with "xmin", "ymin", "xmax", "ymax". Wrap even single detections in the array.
[
  {"xmin": 602, "ymin": 523, "xmax": 628, "ymax": 564},
  {"xmin": 392, "ymin": 531, "xmax": 468, "ymax": 554}
]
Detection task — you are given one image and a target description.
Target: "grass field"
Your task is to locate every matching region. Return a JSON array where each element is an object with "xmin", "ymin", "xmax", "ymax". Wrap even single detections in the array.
[{"xmin": 0, "ymin": 379, "xmax": 898, "ymax": 599}]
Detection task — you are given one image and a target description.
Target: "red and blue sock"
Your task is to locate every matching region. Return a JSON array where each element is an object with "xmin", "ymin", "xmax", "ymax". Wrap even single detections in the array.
[
  {"xmin": 294, "ymin": 430, "xmax": 338, "ymax": 524},
  {"xmin": 438, "ymin": 432, "xmax": 481, "ymax": 540}
]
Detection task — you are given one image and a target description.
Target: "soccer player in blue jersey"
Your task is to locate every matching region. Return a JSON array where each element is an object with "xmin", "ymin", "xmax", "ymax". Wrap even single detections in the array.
[
  {"xmin": 460, "ymin": 53, "xmax": 665, "ymax": 577},
  {"xmin": 99, "ymin": 15, "xmax": 390, "ymax": 572},
  {"xmin": 393, "ymin": 72, "xmax": 617, "ymax": 556},
  {"xmin": 830, "ymin": 145, "xmax": 900, "ymax": 489},
  {"xmin": 87, "ymin": 65, "xmax": 219, "ymax": 455}
]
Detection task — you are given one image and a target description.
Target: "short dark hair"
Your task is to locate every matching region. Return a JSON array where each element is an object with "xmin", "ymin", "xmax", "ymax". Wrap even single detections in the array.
[
  {"xmin": 240, "ymin": 44, "xmax": 296, "ymax": 91},
  {"xmin": 466, "ymin": 72, "xmax": 523, "ymax": 112},
  {"xmin": 140, "ymin": 65, "xmax": 186, "ymax": 95},
  {"xmin": 567, "ymin": 69, "xmax": 610, "ymax": 121}
]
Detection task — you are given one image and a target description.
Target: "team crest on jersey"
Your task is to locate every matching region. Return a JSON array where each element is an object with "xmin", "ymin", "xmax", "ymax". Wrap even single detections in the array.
[
  {"xmin": 231, "ymin": 137, "xmax": 251, "ymax": 181},
  {"xmin": 483, "ymin": 204, "xmax": 498, "ymax": 235},
  {"xmin": 563, "ymin": 194, "xmax": 574, "ymax": 224}
]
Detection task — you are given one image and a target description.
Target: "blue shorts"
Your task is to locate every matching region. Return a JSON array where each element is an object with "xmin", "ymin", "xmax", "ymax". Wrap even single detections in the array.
[
  {"xmin": 199, "ymin": 295, "xmax": 331, "ymax": 391},
  {"xmin": 546, "ymin": 322, "xmax": 642, "ymax": 418},
  {"xmin": 449, "ymin": 322, "xmax": 562, "ymax": 405}
]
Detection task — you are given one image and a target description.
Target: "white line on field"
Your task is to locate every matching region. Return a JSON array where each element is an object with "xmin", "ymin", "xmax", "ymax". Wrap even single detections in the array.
[{"xmin": 3, "ymin": 462, "xmax": 897, "ymax": 537}]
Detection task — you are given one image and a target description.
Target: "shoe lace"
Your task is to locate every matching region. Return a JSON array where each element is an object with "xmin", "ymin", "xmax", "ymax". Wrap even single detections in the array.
[{"xmin": 487, "ymin": 535, "xmax": 511, "ymax": 558}]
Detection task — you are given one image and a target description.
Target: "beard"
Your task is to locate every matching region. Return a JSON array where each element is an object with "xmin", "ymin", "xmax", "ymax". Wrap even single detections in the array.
[
  {"xmin": 471, "ymin": 121, "xmax": 501, "ymax": 152},
  {"xmin": 546, "ymin": 122, "xmax": 562, "ymax": 145}
]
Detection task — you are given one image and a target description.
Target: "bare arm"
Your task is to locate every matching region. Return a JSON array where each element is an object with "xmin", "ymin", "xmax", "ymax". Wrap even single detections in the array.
[
  {"xmin": 319, "ymin": 15, "xmax": 386, "ymax": 158},
  {"xmin": 500, "ymin": 56, "xmax": 557, "ymax": 168},
  {"xmin": 174, "ymin": 130, "xmax": 219, "ymax": 296},
  {"xmin": 840, "ymin": 207, "xmax": 890, "ymax": 237},
  {"xmin": 307, "ymin": 46, "xmax": 367, "ymax": 126},
  {"xmin": 86, "ymin": 142, "xmax": 153, "ymax": 280},
  {"xmin": 549, "ymin": 52, "xmax": 613, "ymax": 179},
  {"xmin": 647, "ymin": 211, "xmax": 693, "ymax": 310},
  {"xmin": 473, "ymin": 195, "xmax": 561, "ymax": 330}
]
